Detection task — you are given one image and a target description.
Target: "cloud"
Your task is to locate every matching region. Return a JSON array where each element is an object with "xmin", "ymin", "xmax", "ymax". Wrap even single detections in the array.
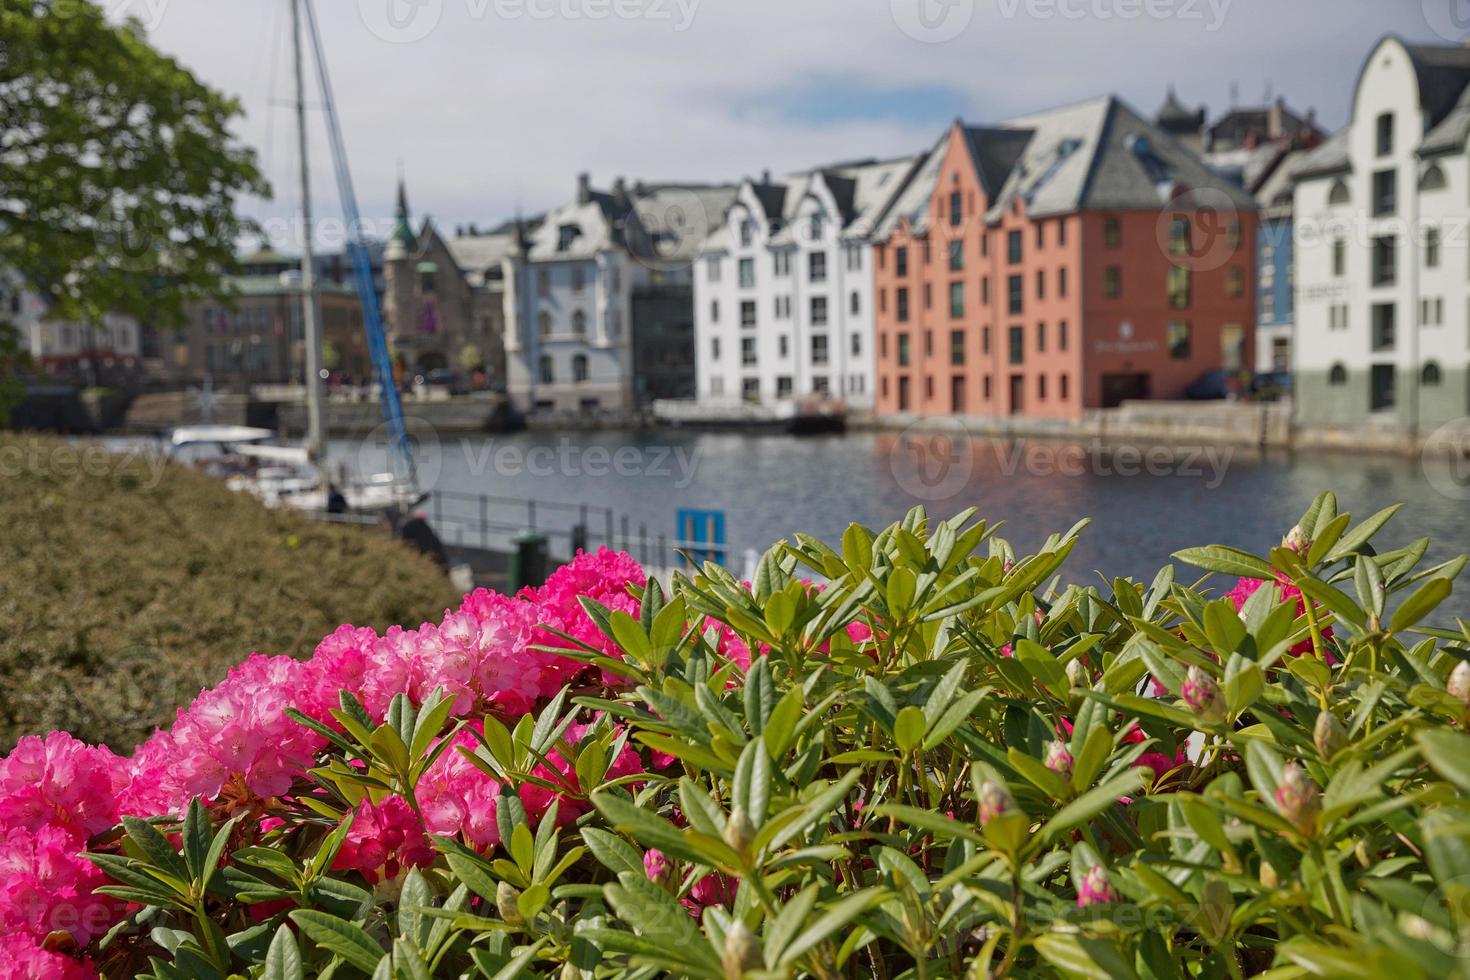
[{"xmin": 131, "ymin": 0, "xmax": 1447, "ymax": 237}]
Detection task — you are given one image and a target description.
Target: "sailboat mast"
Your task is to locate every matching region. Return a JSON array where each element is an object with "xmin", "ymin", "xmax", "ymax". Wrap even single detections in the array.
[{"xmin": 291, "ymin": 0, "xmax": 325, "ymax": 464}]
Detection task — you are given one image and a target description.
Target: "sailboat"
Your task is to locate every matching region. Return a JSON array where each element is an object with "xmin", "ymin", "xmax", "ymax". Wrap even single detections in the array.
[{"xmin": 176, "ymin": 0, "xmax": 419, "ymax": 514}]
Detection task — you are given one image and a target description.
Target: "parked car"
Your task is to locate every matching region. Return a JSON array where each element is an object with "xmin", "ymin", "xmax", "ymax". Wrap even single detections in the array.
[
  {"xmin": 1251, "ymin": 370, "xmax": 1293, "ymax": 402},
  {"xmin": 1185, "ymin": 370, "xmax": 1229, "ymax": 400}
]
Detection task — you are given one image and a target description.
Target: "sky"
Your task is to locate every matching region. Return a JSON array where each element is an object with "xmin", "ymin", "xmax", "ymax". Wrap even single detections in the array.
[{"xmin": 118, "ymin": 0, "xmax": 1463, "ymax": 245}]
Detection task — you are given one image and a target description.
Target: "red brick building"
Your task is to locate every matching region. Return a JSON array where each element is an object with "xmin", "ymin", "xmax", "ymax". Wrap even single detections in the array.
[{"xmin": 872, "ymin": 99, "xmax": 1258, "ymax": 419}]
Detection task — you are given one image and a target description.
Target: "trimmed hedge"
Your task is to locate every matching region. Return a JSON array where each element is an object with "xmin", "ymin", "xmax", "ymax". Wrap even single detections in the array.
[{"xmin": 0, "ymin": 435, "xmax": 459, "ymax": 750}]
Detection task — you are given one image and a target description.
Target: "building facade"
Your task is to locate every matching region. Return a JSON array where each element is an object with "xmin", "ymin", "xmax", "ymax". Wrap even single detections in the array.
[
  {"xmin": 692, "ymin": 158, "xmax": 920, "ymax": 409},
  {"xmin": 1294, "ymin": 36, "xmax": 1470, "ymax": 430},
  {"xmin": 1, "ymin": 275, "xmax": 142, "ymax": 384},
  {"xmin": 503, "ymin": 174, "xmax": 736, "ymax": 414},
  {"xmin": 382, "ymin": 182, "xmax": 509, "ymax": 385},
  {"xmin": 872, "ymin": 103, "xmax": 1258, "ymax": 420}
]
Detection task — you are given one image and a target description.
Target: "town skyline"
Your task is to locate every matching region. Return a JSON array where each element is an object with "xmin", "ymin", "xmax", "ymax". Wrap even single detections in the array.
[{"xmin": 129, "ymin": 0, "xmax": 1461, "ymax": 239}]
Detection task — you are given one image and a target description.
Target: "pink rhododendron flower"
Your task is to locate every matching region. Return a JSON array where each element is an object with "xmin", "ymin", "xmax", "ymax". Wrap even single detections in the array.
[
  {"xmin": 0, "ymin": 732, "xmax": 124, "ymax": 838},
  {"xmin": 519, "ymin": 722, "xmax": 645, "ymax": 825},
  {"xmin": 1226, "ymin": 577, "xmax": 1333, "ymax": 656},
  {"xmin": 0, "ymin": 934, "xmax": 96, "ymax": 980},
  {"xmin": 0, "ymin": 825, "xmax": 124, "ymax": 946},
  {"xmin": 643, "ymin": 847, "xmax": 737, "ymax": 914},
  {"xmin": 417, "ymin": 726, "xmax": 502, "ymax": 853},
  {"xmin": 1077, "ymin": 865, "xmax": 1117, "ymax": 908},
  {"xmin": 333, "ymin": 796, "xmax": 435, "ymax": 885}
]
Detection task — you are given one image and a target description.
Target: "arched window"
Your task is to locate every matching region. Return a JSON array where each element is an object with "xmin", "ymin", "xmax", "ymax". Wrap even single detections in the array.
[
  {"xmin": 538, "ymin": 354, "xmax": 554, "ymax": 384},
  {"xmin": 1423, "ymin": 361, "xmax": 1443, "ymax": 386},
  {"xmin": 1420, "ymin": 163, "xmax": 1447, "ymax": 191},
  {"xmin": 572, "ymin": 353, "xmax": 589, "ymax": 383},
  {"xmin": 538, "ymin": 311, "xmax": 552, "ymax": 338},
  {"xmin": 1328, "ymin": 180, "xmax": 1351, "ymax": 206},
  {"xmin": 572, "ymin": 310, "xmax": 587, "ymax": 336},
  {"xmin": 1328, "ymin": 363, "xmax": 1348, "ymax": 386}
]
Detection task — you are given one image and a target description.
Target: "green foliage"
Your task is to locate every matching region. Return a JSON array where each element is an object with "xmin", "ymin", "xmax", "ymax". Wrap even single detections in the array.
[
  {"xmin": 85, "ymin": 493, "xmax": 1470, "ymax": 977},
  {"xmin": 0, "ymin": 0, "xmax": 267, "ymax": 329},
  {"xmin": 0, "ymin": 434, "xmax": 458, "ymax": 750}
]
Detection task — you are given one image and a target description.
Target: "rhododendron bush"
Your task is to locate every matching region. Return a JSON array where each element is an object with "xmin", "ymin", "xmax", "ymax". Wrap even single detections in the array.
[{"xmin": 6, "ymin": 493, "xmax": 1470, "ymax": 978}]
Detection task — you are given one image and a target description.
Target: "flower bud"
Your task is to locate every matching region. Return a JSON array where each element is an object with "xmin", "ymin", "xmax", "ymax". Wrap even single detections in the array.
[
  {"xmin": 1313, "ymin": 710, "xmax": 1347, "ymax": 759},
  {"xmin": 1448, "ymin": 661, "xmax": 1470, "ymax": 708},
  {"xmin": 1065, "ymin": 658, "xmax": 1089, "ymax": 689},
  {"xmin": 1043, "ymin": 739, "xmax": 1074, "ymax": 778},
  {"xmin": 976, "ymin": 780, "xmax": 1016, "ymax": 827},
  {"xmin": 1283, "ymin": 525, "xmax": 1311, "ymax": 556},
  {"xmin": 496, "ymin": 880, "xmax": 524, "ymax": 926},
  {"xmin": 722, "ymin": 806, "xmax": 754, "ymax": 855},
  {"xmin": 1273, "ymin": 762, "xmax": 1321, "ymax": 836},
  {"xmin": 1180, "ymin": 666, "xmax": 1226, "ymax": 725},
  {"xmin": 721, "ymin": 918, "xmax": 762, "ymax": 979},
  {"xmin": 1258, "ymin": 860, "xmax": 1279, "ymax": 889},
  {"xmin": 1076, "ymin": 865, "xmax": 1117, "ymax": 908}
]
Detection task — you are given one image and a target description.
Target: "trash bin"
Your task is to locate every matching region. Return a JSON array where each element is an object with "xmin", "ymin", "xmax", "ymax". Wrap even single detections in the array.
[{"xmin": 508, "ymin": 530, "xmax": 549, "ymax": 591}]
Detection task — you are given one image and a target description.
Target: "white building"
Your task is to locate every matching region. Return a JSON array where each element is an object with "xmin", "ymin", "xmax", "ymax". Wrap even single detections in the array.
[
  {"xmin": 0, "ymin": 274, "xmax": 141, "ymax": 377},
  {"xmin": 503, "ymin": 174, "xmax": 736, "ymax": 415},
  {"xmin": 693, "ymin": 157, "xmax": 921, "ymax": 409},
  {"xmin": 1293, "ymin": 36, "xmax": 1470, "ymax": 430}
]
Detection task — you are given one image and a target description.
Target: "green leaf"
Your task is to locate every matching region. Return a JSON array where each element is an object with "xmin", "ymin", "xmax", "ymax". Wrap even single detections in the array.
[
  {"xmin": 893, "ymin": 705, "xmax": 928, "ymax": 754},
  {"xmin": 581, "ymin": 827, "xmax": 645, "ymax": 877},
  {"xmin": 1041, "ymin": 769, "xmax": 1145, "ymax": 843},
  {"xmin": 1172, "ymin": 545, "xmax": 1277, "ymax": 581},
  {"xmin": 1390, "ymin": 577, "xmax": 1453, "ymax": 633},
  {"xmin": 733, "ymin": 739, "xmax": 773, "ymax": 823},
  {"xmin": 121, "ymin": 816, "xmax": 190, "ymax": 890},
  {"xmin": 1418, "ymin": 729, "xmax": 1470, "ymax": 793},
  {"xmin": 263, "ymin": 924, "xmax": 305, "ymax": 980},
  {"xmin": 289, "ymin": 910, "xmax": 386, "ymax": 974}
]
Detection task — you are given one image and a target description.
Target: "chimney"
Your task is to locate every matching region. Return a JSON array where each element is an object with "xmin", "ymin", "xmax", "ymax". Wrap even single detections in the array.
[
  {"xmin": 1267, "ymin": 97, "xmax": 1285, "ymax": 140},
  {"xmin": 468, "ymin": 222, "xmax": 478, "ymax": 236},
  {"xmin": 576, "ymin": 172, "xmax": 592, "ymax": 205},
  {"xmin": 761, "ymin": 168, "xmax": 771, "ymax": 184},
  {"xmin": 613, "ymin": 176, "xmax": 629, "ymax": 205}
]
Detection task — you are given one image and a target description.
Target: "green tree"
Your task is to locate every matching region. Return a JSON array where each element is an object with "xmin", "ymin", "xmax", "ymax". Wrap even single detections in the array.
[
  {"xmin": 0, "ymin": 0, "xmax": 268, "ymax": 416},
  {"xmin": 458, "ymin": 342, "xmax": 483, "ymax": 374}
]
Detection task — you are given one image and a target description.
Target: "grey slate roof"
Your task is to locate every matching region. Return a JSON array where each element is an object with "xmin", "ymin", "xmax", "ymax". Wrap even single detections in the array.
[
  {"xmin": 1405, "ymin": 42, "xmax": 1470, "ymax": 130},
  {"xmin": 1291, "ymin": 129, "xmax": 1350, "ymax": 179},
  {"xmin": 962, "ymin": 126, "xmax": 1035, "ymax": 197},
  {"xmin": 871, "ymin": 130, "xmax": 951, "ymax": 239},
  {"xmin": 445, "ymin": 232, "xmax": 515, "ymax": 287}
]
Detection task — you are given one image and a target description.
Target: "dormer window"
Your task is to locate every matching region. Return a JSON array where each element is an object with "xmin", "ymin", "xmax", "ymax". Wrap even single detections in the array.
[
  {"xmin": 557, "ymin": 224, "xmax": 581, "ymax": 251},
  {"xmin": 809, "ymin": 214, "xmax": 825, "ymax": 241},
  {"xmin": 739, "ymin": 219, "xmax": 755, "ymax": 248}
]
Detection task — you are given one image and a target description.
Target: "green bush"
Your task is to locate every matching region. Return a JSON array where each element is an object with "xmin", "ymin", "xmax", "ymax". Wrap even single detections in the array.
[
  {"xmin": 0, "ymin": 434, "xmax": 458, "ymax": 750},
  {"xmin": 71, "ymin": 492, "xmax": 1470, "ymax": 978}
]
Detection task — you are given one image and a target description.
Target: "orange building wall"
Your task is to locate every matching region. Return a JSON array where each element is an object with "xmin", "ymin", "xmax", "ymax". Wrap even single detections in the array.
[{"xmin": 874, "ymin": 127, "xmax": 1256, "ymax": 420}]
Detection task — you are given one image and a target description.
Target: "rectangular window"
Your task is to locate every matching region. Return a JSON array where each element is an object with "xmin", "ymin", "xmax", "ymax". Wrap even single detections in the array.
[
  {"xmin": 742, "ymin": 377, "xmax": 759, "ymax": 402},
  {"xmin": 741, "ymin": 337, "xmax": 756, "ymax": 366},
  {"xmin": 950, "ymin": 282, "xmax": 965, "ymax": 319},
  {"xmin": 1007, "ymin": 275, "xmax": 1023, "ymax": 315},
  {"xmin": 741, "ymin": 300, "xmax": 757, "ymax": 328},
  {"xmin": 981, "ymin": 276, "xmax": 989, "ymax": 305},
  {"xmin": 1104, "ymin": 217, "xmax": 1121, "ymax": 248},
  {"xmin": 778, "ymin": 334, "xmax": 789, "ymax": 357},
  {"xmin": 711, "ymin": 337, "xmax": 720, "ymax": 361},
  {"xmin": 1059, "ymin": 320, "xmax": 1069, "ymax": 351},
  {"xmin": 982, "ymin": 326, "xmax": 991, "ymax": 355},
  {"xmin": 773, "ymin": 251, "xmax": 791, "ymax": 276},
  {"xmin": 738, "ymin": 257, "xmax": 754, "ymax": 288},
  {"xmin": 1104, "ymin": 266, "xmax": 1121, "ymax": 298},
  {"xmin": 1167, "ymin": 266, "xmax": 1192, "ymax": 309},
  {"xmin": 705, "ymin": 256, "xmax": 722, "ymax": 283},
  {"xmin": 1168, "ymin": 217, "xmax": 1191, "ymax": 255},
  {"xmin": 1168, "ymin": 320, "xmax": 1192, "ymax": 359},
  {"xmin": 809, "ymin": 252, "xmax": 827, "ymax": 283},
  {"xmin": 1372, "ymin": 169, "xmax": 1397, "ymax": 217},
  {"xmin": 1058, "ymin": 267, "xmax": 1068, "ymax": 298},
  {"xmin": 1371, "ymin": 236, "xmax": 1396, "ymax": 287},
  {"xmin": 924, "ymin": 330, "xmax": 933, "ymax": 357},
  {"xmin": 950, "ymin": 329, "xmax": 965, "ymax": 366},
  {"xmin": 1426, "ymin": 226, "xmax": 1441, "ymax": 268},
  {"xmin": 1035, "ymin": 223, "xmax": 1044, "ymax": 249},
  {"xmin": 1036, "ymin": 269, "xmax": 1045, "ymax": 300},
  {"xmin": 983, "ymin": 375, "xmax": 992, "ymax": 400},
  {"xmin": 1371, "ymin": 303, "xmax": 1395, "ymax": 352},
  {"xmin": 896, "ymin": 246, "xmax": 908, "ymax": 277},
  {"xmin": 811, "ymin": 334, "xmax": 829, "ymax": 366},
  {"xmin": 1036, "ymin": 321, "xmax": 1046, "ymax": 353},
  {"xmin": 949, "ymin": 239, "xmax": 964, "ymax": 272},
  {"xmin": 951, "ymin": 375, "xmax": 966, "ymax": 413},
  {"xmin": 1007, "ymin": 230, "xmax": 1023, "ymax": 264},
  {"xmin": 1007, "ymin": 326, "xmax": 1023, "ymax": 365},
  {"xmin": 776, "ymin": 376, "xmax": 792, "ymax": 398},
  {"xmin": 1060, "ymin": 373, "xmax": 1069, "ymax": 400},
  {"xmin": 810, "ymin": 296, "xmax": 828, "ymax": 326},
  {"xmin": 896, "ymin": 287, "xmax": 910, "ymax": 323},
  {"xmin": 1226, "ymin": 267, "xmax": 1244, "ymax": 299},
  {"xmin": 1037, "ymin": 374, "xmax": 1047, "ymax": 401},
  {"xmin": 1376, "ymin": 112, "xmax": 1394, "ymax": 157},
  {"xmin": 923, "ymin": 283, "xmax": 932, "ymax": 310},
  {"xmin": 850, "ymin": 333, "xmax": 861, "ymax": 355},
  {"xmin": 1058, "ymin": 220, "xmax": 1067, "ymax": 246},
  {"xmin": 949, "ymin": 191, "xmax": 963, "ymax": 227},
  {"xmin": 1332, "ymin": 239, "xmax": 1346, "ymax": 277},
  {"xmin": 897, "ymin": 333, "xmax": 910, "ymax": 367}
]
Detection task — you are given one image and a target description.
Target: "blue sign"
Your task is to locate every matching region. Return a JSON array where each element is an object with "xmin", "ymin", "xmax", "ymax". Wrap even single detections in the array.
[{"xmin": 676, "ymin": 508, "xmax": 726, "ymax": 566}]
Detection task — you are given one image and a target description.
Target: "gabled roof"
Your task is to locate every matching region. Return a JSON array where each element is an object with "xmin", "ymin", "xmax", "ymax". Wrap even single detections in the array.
[
  {"xmin": 961, "ymin": 126, "xmax": 1035, "ymax": 197},
  {"xmin": 871, "ymin": 130, "xmax": 951, "ymax": 239},
  {"xmin": 1403, "ymin": 42, "xmax": 1470, "ymax": 130},
  {"xmin": 1291, "ymin": 129, "xmax": 1351, "ymax": 180},
  {"xmin": 762, "ymin": 156, "xmax": 920, "ymax": 246}
]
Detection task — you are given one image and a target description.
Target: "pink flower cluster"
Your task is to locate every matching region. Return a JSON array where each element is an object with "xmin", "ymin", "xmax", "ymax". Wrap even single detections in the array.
[
  {"xmin": 0, "ymin": 548, "xmax": 649, "ymax": 974},
  {"xmin": 1226, "ymin": 576, "xmax": 1333, "ymax": 655}
]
